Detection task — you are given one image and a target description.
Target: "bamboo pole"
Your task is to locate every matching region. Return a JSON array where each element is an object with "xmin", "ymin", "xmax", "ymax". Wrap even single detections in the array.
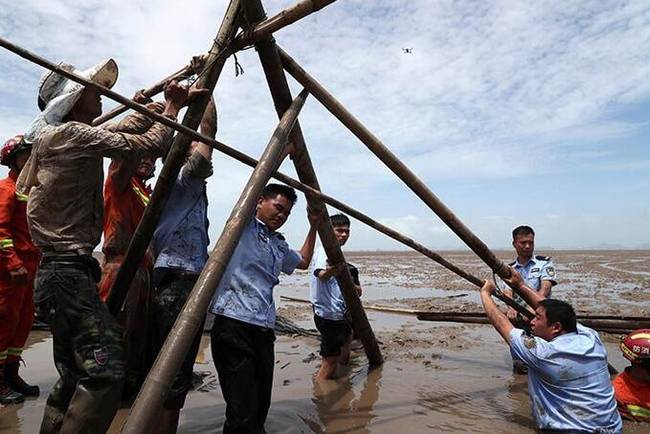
[
  {"xmin": 277, "ymin": 48, "xmax": 518, "ymax": 284},
  {"xmin": 0, "ymin": 34, "xmax": 531, "ymax": 318},
  {"xmin": 0, "ymin": 34, "xmax": 496, "ymax": 304},
  {"xmin": 91, "ymin": 64, "xmax": 193, "ymax": 126},
  {"xmin": 242, "ymin": 0, "xmax": 383, "ymax": 367},
  {"xmin": 106, "ymin": 1, "xmax": 243, "ymax": 315},
  {"xmin": 416, "ymin": 312, "xmax": 648, "ymax": 334},
  {"xmin": 121, "ymin": 88, "xmax": 309, "ymax": 434},
  {"xmin": 91, "ymin": 0, "xmax": 335, "ymax": 127},
  {"xmin": 232, "ymin": 0, "xmax": 336, "ymax": 50},
  {"xmin": 281, "ymin": 295, "xmax": 647, "ymax": 323}
]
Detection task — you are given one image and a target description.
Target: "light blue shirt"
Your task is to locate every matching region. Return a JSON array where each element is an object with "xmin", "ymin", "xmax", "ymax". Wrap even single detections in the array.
[
  {"xmin": 153, "ymin": 153, "xmax": 212, "ymax": 273},
  {"xmin": 310, "ymin": 247, "xmax": 347, "ymax": 321},
  {"xmin": 509, "ymin": 326, "xmax": 622, "ymax": 433},
  {"xmin": 209, "ymin": 216, "xmax": 302, "ymax": 329},
  {"xmin": 511, "ymin": 255, "xmax": 556, "ymax": 306}
]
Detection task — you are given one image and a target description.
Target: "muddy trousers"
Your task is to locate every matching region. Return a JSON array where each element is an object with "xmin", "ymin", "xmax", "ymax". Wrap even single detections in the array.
[
  {"xmin": 0, "ymin": 276, "xmax": 34, "ymax": 366},
  {"xmin": 211, "ymin": 315, "xmax": 275, "ymax": 434},
  {"xmin": 35, "ymin": 258, "xmax": 125, "ymax": 434},
  {"xmin": 149, "ymin": 270, "xmax": 204, "ymax": 410},
  {"xmin": 100, "ymin": 256, "xmax": 152, "ymax": 400}
]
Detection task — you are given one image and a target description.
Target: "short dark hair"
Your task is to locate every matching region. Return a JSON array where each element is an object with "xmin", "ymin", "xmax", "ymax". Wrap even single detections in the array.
[
  {"xmin": 261, "ymin": 183, "xmax": 297, "ymax": 205},
  {"xmin": 512, "ymin": 225, "xmax": 535, "ymax": 239},
  {"xmin": 539, "ymin": 299, "xmax": 577, "ymax": 333},
  {"xmin": 330, "ymin": 213, "xmax": 350, "ymax": 227}
]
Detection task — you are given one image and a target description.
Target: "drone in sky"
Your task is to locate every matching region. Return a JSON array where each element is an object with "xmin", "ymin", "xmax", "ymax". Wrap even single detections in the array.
[{"xmin": 402, "ymin": 48, "xmax": 413, "ymax": 54}]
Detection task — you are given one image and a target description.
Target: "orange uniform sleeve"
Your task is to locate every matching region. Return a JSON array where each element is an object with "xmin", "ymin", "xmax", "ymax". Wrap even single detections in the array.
[{"xmin": 0, "ymin": 182, "xmax": 23, "ymax": 271}]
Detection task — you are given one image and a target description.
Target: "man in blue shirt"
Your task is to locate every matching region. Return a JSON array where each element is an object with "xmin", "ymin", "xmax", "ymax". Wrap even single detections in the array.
[
  {"xmin": 310, "ymin": 213, "xmax": 362, "ymax": 381},
  {"xmin": 149, "ymin": 97, "xmax": 216, "ymax": 434},
  {"xmin": 209, "ymin": 183, "xmax": 319, "ymax": 433},
  {"xmin": 504, "ymin": 225, "xmax": 558, "ymax": 373},
  {"xmin": 481, "ymin": 271, "xmax": 622, "ymax": 433}
]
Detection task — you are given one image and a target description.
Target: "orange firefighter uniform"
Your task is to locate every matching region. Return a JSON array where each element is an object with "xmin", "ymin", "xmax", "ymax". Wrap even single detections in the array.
[
  {"xmin": 98, "ymin": 156, "xmax": 155, "ymax": 399},
  {"xmin": 613, "ymin": 329, "xmax": 650, "ymax": 422},
  {"xmin": 98, "ymin": 158, "xmax": 153, "ymax": 302},
  {"xmin": 0, "ymin": 170, "xmax": 40, "ymax": 367}
]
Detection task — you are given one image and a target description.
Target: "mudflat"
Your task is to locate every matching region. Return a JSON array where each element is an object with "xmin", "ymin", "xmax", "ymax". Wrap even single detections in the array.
[{"xmin": 1, "ymin": 250, "xmax": 648, "ymax": 433}]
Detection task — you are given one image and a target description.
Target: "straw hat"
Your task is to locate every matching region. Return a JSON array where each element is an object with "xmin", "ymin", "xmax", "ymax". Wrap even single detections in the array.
[{"xmin": 37, "ymin": 58, "xmax": 118, "ymax": 111}]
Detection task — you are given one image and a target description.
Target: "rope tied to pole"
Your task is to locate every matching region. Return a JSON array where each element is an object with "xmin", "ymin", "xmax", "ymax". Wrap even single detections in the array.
[{"xmin": 233, "ymin": 52, "xmax": 245, "ymax": 76}]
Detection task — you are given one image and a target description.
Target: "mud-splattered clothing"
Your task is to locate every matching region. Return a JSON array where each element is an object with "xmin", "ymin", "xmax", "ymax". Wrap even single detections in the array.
[
  {"xmin": 16, "ymin": 115, "xmax": 174, "ymax": 253},
  {"xmin": 509, "ymin": 325, "xmax": 622, "ymax": 433},
  {"xmin": 613, "ymin": 368, "xmax": 650, "ymax": 422},
  {"xmin": 99, "ymin": 110, "xmax": 162, "ymax": 301},
  {"xmin": 208, "ymin": 217, "xmax": 302, "ymax": 329},
  {"xmin": 35, "ymin": 256, "xmax": 125, "ymax": 429},
  {"xmin": 0, "ymin": 170, "xmax": 40, "ymax": 365},
  {"xmin": 149, "ymin": 271, "xmax": 204, "ymax": 409},
  {"xmin": 153, "ymin": 152, "xmax": 212, "ymax": 273},
  {"xmin": 150, "ymin": 151, "xmax": 212, "ymax": 409}
]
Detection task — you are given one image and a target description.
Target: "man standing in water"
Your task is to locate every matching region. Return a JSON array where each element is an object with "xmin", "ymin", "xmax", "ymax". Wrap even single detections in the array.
[
  {"xmin": 149, "ymin": 95, "xmax": 216, "ymax": 434},
  {"xmin": 310, "ymin": 213, "xmax": 362, "ymax": 381},
  {"xmin": 209, "ymin": 184, "xmax": 319, "ymax": 433},
  {"xmin": 0, "ymin": 135, "xmax": 40, "ymax": 405},
  {"xmin": 481, "ymin": 271, "xmax": 622, "ymax": 433},
  {"xmin": 17, "ymin": 57, "xmax": 194, "ymax": 433},
  {"xmin": 504, "ymin": 225, "xmax": 557, "ymax": 373}
]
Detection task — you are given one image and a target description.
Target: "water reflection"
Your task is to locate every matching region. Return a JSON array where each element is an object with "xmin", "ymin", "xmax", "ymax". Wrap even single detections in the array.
[{"xmin": 305, "ymin": 364, "xmax": 383, "ymax": 433}]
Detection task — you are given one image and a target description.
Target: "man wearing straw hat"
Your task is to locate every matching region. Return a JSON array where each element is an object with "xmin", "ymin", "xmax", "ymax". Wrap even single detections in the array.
[{"xmin": 16, "ymin": 58, "xmax": 196, "ymax": 434}]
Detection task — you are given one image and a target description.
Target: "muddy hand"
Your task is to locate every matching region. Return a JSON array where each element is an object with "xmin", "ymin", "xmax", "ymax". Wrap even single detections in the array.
[{"xmin": 133, "ymin": 90, "xmax": 152, "ymax": 105}]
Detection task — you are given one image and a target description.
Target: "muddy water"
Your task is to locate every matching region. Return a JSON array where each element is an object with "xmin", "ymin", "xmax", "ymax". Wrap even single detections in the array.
[{"xmin": 1, "ymin": 250, "xmax": 648, "ymax": 433}]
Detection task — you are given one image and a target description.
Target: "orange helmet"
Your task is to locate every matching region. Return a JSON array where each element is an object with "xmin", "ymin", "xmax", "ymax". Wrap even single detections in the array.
[
  {"xmin": 1, "ymin": 135, "xmax": 31, "ymax": 167},
  {"xmin": 620, "ymin": 329, "xmax": 650, "ymax": 364}
]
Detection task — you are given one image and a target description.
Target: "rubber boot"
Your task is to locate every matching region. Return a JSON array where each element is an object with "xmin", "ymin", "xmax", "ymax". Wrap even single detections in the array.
[
  {"xmin": 59, "ymin": 380, "xmax": 123, "ymax": 434},
  {"xmin": 39, "ymin": 404, "xmax": 65, "ymax": 434},
  {"xmin": 152, "ymin": 408, "xmax": 181, "ymax": 434},
  {"xmin": 5, "ymin": 360, "xmax": 40, "ymax": 396},
  {"xmin": 0, "ymin": 367, "xmax": 24, "ymax": 405}
]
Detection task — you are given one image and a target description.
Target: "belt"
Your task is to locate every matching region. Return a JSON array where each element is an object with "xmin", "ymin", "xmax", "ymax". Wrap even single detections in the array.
[
  {"xmin": 40, "ymin": 254, "xmax": 102, "ymax": 282},
  {"xmin": 41, "ymin": 247, "xmax": 93, "ymax": 257}
]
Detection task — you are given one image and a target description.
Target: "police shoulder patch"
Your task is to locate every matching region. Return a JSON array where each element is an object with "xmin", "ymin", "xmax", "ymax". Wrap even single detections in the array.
[
  {"xmin": 535, "ymin": 255, "xmax": 551, "ymax": 261},
  {"xmin": 524, "ymin": 336, "xmax": 537, "ymax": 349}
]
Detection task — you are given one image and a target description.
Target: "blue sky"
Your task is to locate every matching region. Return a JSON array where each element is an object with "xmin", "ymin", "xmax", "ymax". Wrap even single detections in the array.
[{"xmin": 0, "ymin": 0, "xmax": 649, "ymax": 251}]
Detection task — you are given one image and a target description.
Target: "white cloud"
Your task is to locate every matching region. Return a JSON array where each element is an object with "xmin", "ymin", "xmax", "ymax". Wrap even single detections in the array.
[{"xmin": 0, "ymin": 0, "xmax": 649, "ymax": 250}]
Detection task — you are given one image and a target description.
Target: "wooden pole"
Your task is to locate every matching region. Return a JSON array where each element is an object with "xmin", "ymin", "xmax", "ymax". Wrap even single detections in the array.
[
  {"xmin": 416, "ymin": 312, "xmax": 649, "ymax": 334},
  {"xmin": 121, "ymin": 89, "xmax": 309, "ymax": 434},
  {"xmin": 106, "ymin": 1, "xmax": 243, "ymax": 315},
  {"xmin": 0, "ymin": 33, "xmax": 533, "ymax": 318},
  {"xmin": 232, "ymin": 0, "xmax": 336, "ymax": 50},
  {"xmin": 91, "ymin": 65, "xmax": 193, "ymax": 126},
  {"xmin": 92, "ymin": 0, "xmax": 335, "ymax": 127},
  {"xmin": 278, "ymin": 48, "xmax": 517, "ymax": 283},
  {"xmin": 0, "ymin": 34, "xmax": 503, "ymax": 305},
  {"xmin": 280, "ymin": 296, "xmax": 646, "ymax": 332},
  {"xmin": 242, "ymin": 0, "xmax": 383, "ymax": 367}
]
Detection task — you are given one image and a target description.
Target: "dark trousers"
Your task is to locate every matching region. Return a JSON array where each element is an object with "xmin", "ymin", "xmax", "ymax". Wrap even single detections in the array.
[
  {"xmin": 211, "ymin": 315, "xmax": 275, "ymax": 434},
  {"xmin": 150, "ymin": 270, "xmax": 205, "ymax": 409},
  {"xmin": 35, "ymin": 257, "xmax": 125, "ymax": 433}
]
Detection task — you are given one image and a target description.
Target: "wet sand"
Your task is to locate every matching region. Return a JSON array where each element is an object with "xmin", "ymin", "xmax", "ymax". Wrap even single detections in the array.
[{"xmin": 1, "ymin": 250, "xmax": 648, "ymax": 433}]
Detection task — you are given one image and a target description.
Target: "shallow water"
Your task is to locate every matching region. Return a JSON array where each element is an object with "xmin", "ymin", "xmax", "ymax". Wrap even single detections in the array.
[{"xmin": 1, "ymin": 250, "xmax": 648, "ymax": 433}]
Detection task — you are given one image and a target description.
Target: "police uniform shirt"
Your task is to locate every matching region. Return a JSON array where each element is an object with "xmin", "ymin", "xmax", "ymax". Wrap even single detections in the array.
[
  {"xmin": 209, "ymin": 216, "xmax": 302, "ymax": 329},
  {"xmin": 309, "ymin": 246, "xmax": 360, "ymax": 321},
  {"xmin": 509, "ymin": 325, "xmax": 623, "ymax": 432},
  {"xmin": 511, "ymin": 255, "xmax": 557, "ymax": 298}
]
